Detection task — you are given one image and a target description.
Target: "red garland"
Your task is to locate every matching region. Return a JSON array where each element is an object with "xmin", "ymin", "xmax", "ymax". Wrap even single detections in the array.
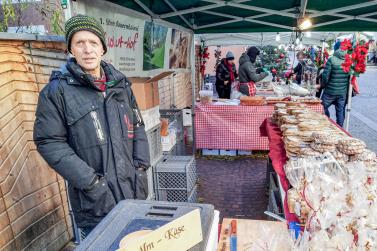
[{"xmin": 199, "ymin": 46, "xmax": 210, "ymax": 77}]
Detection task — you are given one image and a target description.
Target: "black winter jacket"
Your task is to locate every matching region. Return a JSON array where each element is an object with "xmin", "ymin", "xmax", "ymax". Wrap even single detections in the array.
[
  {"xmin": 293, "ymin": 61, "xmax": 305, "ymax": 85},
  {"xmin": 33, "ymin": 58, "xmax": 150, "ymax": 227},
  {"xmin": 215, "ymin": 59, "xmax": 237, "ymax": 87}
]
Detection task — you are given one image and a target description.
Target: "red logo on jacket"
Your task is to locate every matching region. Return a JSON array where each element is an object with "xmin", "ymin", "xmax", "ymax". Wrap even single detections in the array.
[{"xmin": 123, "ymin": 115, "xmax": 134, "ymax": 138}]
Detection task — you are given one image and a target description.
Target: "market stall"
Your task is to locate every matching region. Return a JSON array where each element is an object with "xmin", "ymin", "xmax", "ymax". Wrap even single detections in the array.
[
  {"xmin": 195, "ymin": 101, "xmax": 323, "ymax": 151},
  {"xmin": 45, "ymin": 1, "xmax": 377, "ymax": 251}
]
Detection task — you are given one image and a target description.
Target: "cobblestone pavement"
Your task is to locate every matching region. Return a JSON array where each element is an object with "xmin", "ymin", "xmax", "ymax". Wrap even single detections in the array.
[
  {"xmin": 196, "ymin": 157, "xmax": 268, "ymax": 223},
  {"xmin": 328, "ymin": 66, "xmax": 377, "ymax": 152}
]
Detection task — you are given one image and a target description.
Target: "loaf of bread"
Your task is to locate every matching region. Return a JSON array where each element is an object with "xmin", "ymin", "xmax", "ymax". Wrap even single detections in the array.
[{"xmin": 240, "ymin": 96, "xmax": 266, "ymax": 106}]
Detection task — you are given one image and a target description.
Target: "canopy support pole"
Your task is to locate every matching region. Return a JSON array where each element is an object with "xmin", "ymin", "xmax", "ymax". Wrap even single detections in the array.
[
  {"xmin": 191, "ymin": 33, "xmax": 197, "ymax": 154},
  {"xmin": 344, "ymin": 78, "xmax": 353, "ymax": 131}
]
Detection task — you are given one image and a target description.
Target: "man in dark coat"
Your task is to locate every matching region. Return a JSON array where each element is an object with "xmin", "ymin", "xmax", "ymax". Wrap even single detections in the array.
[
  {"xmin": 321, "ymin": 41, "xmax": 350, "ymax": 127},
  {"xmin": 33, "ymin": 15, "xmax": 150, "ymax": 237},
  {"xmin": 238, "ymin": 46, "xmax": 268, "ymax": 96},
  {"xmin": 215, "ymin": 51, "xmax": 238, "ymax": 99}
]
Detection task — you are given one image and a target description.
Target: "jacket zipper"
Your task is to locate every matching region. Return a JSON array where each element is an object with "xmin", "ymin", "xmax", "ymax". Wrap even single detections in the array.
[{"xmin": 90, "ymin": 111, "xmax": 105, "ymax": 142}]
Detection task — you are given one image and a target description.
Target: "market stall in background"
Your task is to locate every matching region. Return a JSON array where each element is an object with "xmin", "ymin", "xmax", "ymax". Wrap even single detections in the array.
[{"xmin": 0, "ymin": 0, "xmax": 377, "ymax": 251}]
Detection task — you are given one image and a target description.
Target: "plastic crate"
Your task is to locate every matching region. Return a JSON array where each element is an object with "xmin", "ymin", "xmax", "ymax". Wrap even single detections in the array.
[
  {"xmin": 155, "ymin": 155, "xmax": 197, "ymax": 192},
  {"xmin": 157, "ymin": 185, "xmax": 197, "ymax": 203},
  {"xmin": 202, "ymin": 149, "xmax": 220, "ymax": 156},
  {"xmin": 75, "ymin": 200, "xmax": 215, "ymax": 251},
  {"xmin": 146, "ymin": 124, "xmax": 162, "ymax": 165},
  {"xmin": 237, "ymin": 150, "xmax": 252, "ymax": 156},
  {"xmin": 160, "ymin": 109, "xmax": 184, "ymax": 141},
  {"xmin": 220, "ymin": 150, "xmax": 237, "ymax": 156}
]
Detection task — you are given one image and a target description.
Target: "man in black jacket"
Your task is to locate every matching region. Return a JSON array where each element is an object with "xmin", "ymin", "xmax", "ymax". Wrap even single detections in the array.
[
  {"xmin": 215, "ymin": 51, "xmax": 237, "ymax": 99},
  {"xmin": 33, "ymin": 15, "xmax": 150, "ymax": 237}
]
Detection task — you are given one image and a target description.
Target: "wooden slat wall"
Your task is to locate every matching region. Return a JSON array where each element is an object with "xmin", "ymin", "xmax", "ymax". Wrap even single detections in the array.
[{"xmin": 0, "ymin": 39, "xmax": 72, "ymax": 251}]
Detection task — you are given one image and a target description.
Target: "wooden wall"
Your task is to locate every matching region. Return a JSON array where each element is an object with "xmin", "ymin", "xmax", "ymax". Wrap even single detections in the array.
[{"xmin": 0, "ymin": 38, "xmax": 72, "ymax": 251}]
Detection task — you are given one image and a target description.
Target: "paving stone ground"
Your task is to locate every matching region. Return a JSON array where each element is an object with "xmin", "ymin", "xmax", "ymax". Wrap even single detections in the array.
[
  {"xmin": 328, "ymin": 66, "xmax": 377, "ymax": 152},
  {"xmin": 196, "ymin": 157, "xmax": 268, "ymax": 223}
]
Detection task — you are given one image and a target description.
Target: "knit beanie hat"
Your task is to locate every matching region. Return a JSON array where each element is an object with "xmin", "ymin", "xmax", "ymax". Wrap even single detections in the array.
[
  {"xmin": 334, "ymin": 40, "xmax": 341, "ymax": 51},
  {"xmin": 226, "ymin": 51, "xmax": 235, "ymax": 60},
  {"xmin": 247, "ymin": 46, "xmax": 260, "ymax": 63},
  {"xmin": 65, "ymin": 14, "xmax": 107, "ymax": 54}
]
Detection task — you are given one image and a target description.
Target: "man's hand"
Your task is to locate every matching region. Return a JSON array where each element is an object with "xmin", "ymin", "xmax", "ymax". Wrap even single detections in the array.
[
  {"xmin": 224, "ymin": 80, "xmax": 229, "ymax": 85},
  {"xmin": 84, "ymin": 175, "xmax": 100, "ymax": 191}
]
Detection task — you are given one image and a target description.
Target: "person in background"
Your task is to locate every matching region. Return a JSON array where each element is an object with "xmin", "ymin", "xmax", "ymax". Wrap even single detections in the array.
[
  {"xmin": 315, "ymin": 66, "xmax": 325, "ymax": 98},
  {"xmin": 321, "ymin": 40, "xmax": 350, "ymax": 127},
  {"xmin": 293, "ymin": 51, "xmax": 306, "ymax": 85},
  {"xmin": 215, "ymin": 51, "xmax": 238, "ymax": 99},
  {"xmin": 368, "ymin": 39, "xmax": 376, "ymax": 64},
  {"xmin": 238, "ymin": 46, "xmax": 268, "ymax": 96},
  {"xmin": 33, "ymin": 15, "xmax": 150, "ymax": 238}
]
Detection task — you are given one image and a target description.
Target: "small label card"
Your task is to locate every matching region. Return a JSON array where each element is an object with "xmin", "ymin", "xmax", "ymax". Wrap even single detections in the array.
[{"xmin": 118, "ymin": 209, "xmax": 203, "ymax": 251}]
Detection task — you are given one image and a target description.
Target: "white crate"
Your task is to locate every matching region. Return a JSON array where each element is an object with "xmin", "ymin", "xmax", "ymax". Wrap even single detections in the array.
[
  {"xmin": 183, "ymin": 108, "xmax": 192, "ymax": 126},
  {"xmin": 202, "ymin": 149, "xmax": 220, "ymax": 156},
  {"xmin": 237, "ymin": 150, "xmax": 252, "ymax": 156},
  {"xmin": 141, "ymin": 106, "xmax": 160, "ymax": 131},
  {"xmin": 220, "ymin": 150, "xmax": 237, "ymax": 156}
]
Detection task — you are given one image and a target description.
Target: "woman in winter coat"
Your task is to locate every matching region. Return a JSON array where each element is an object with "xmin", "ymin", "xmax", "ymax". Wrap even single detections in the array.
[
  {"xmin": 238, "ymin": 46, "xmax": 268, "ymax": 96},
  {"xmin": 215, "ymin": 51, "xmax": 238, "ymax": 99},
  {"xmin": 293, "ymin": 51, "xmax": 306, "ymax": 85}
]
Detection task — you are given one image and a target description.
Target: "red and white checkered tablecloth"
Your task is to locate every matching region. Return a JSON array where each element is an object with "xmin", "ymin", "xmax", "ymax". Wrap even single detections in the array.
[{"xmin": 195, "ymin": 103, "xmax": 323, "ymax": 150}]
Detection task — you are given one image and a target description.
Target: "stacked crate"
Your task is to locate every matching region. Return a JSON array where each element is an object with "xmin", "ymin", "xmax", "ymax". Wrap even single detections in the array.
[
  {"xmin": 141, "ymin": 107, "xmax": 162, "ymax": 201},
  {"xmin": 154, "ymin": 156, "xmax": 197, "ymax": 203}
]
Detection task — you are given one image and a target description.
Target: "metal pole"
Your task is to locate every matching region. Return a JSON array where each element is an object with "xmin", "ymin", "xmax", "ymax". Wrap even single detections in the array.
[
  {"xmin": 344, "ymin": 33, "xmax": 357, "ymax": 131},
  {"xmin": 191, "ymin": 34, "xmax": 197, "ymax": 154},
  {"xmin": 344, "ymin": 79, "xmax": 353, "ymax": 131}
]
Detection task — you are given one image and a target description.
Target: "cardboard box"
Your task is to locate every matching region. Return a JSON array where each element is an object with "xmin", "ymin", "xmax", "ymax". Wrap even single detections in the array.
[{"xmin": 129, "ymin": 71, "xmax": 174, "ymax": 110}]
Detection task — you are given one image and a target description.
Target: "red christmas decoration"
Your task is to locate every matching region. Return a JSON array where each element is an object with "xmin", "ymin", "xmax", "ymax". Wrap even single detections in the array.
[
  {"xmin": 279, "ymin": 53, "xmax": 285, "ymax": 59},
  {"xmin": 340, "ymin": 39, "xmax": 352, "ymax": 51},
  {"xmin": 199, "ymin": 46, "xmax": 210, "ymax": 78},
  {"xmin": 340, "ymin": 38, "xmax": 369, "ymax": 95}
]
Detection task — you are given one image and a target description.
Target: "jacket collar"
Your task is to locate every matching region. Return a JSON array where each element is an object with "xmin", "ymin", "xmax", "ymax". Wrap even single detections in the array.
[{"xmin": 64, "ymin": 58, "xmax": 129, "ymax": 89}]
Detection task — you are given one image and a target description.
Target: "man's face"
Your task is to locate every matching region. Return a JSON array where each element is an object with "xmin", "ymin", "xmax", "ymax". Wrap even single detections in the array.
[
  {"xmin": 70, "ymin": 30, "xmax": 104, "ymax": 73},
  {"xmin": 227, "ymin": 59, "xmax": 235, "ymax": 64}
]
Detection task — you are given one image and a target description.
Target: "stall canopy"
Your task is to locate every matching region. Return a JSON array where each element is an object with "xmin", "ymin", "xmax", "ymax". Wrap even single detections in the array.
[{"xmin": 108, "ymin": 0, "xmax": 377, "ymax": 33}]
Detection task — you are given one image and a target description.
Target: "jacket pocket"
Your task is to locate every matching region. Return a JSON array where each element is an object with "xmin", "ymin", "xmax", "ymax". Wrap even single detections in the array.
[
  {"xmin": 78, "ymin": 178, "xmax": 116, "ymax": 216},
  {"xmin": 67, "ymin": 102, "xmax": 107, "ymax": 148},
  {"xmin": 134, "ymin": 170, "xmax": 148, "ymax": 200}
]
